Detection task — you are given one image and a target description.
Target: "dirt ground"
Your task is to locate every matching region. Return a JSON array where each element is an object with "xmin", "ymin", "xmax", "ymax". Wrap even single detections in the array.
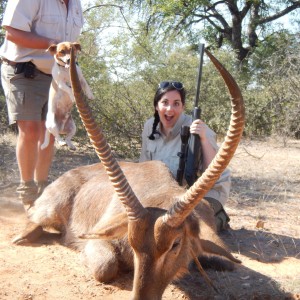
[{"xmin": 0, "ymin": 133, "xmax": 299, "ymax": 300}]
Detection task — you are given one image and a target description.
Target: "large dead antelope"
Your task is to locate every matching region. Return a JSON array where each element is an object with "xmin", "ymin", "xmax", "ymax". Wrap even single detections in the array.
[{"xmin": 14, "ymin": 47, "xmax": 245, "ymax": 300}]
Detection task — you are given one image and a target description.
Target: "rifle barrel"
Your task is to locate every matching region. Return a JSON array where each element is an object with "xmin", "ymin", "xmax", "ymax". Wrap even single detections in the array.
[
  {"xmin": 194, "ymin": 43, "xmax": 205, "ymax": 109},
  {"xmin": 184, "ymin": 43, "xmax": 205, "ymax": 186}
]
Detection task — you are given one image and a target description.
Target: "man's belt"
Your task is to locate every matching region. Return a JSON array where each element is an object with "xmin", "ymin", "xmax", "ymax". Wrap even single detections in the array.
[
  {"xmin": 1, "ymin": 57, "xmax": 52, "ymax": 77},
  {"xmin": 1, "ymin": 57, "xmax": 17, "ymax": 66}
]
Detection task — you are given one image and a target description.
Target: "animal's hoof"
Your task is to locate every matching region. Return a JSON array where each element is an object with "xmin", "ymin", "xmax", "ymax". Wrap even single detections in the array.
[
  {"xmin": 12, "ymin": 223, "xmax": 43, "ymax": 245},
  {"xmin": 66, "ymin": 142, "xmax": 76, "ymax": 150},
  {"xmin": 13, "ymin": 236, "xmax": 29, "ymax": 245},
  {"xmin": 57, "ymin": 140, "xmax": 67, "ymax": 146}
]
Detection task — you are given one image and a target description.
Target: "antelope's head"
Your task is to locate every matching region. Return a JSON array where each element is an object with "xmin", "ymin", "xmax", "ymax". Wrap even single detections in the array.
[{"xmin": 70, "ymin": 47, "xmax": 245, "ymax": 300}]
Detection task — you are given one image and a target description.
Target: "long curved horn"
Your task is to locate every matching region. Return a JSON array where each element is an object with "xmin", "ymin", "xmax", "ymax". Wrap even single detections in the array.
[
  {"xmin": 164, "ymin": 49, "xmax": 245, "ymax": 227},
  {"xmin": 69, "ymin": 46, "xmax": 147, "ymax": 220}
]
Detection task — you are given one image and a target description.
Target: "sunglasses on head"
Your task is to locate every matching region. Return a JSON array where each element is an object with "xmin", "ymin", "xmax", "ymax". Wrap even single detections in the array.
[{"xmin": 158, "ymin": 81, "xmax": 184, "ymax": 90}]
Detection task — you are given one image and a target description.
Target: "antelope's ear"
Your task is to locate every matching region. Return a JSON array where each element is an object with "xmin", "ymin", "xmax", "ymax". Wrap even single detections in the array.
[
  {"xmin": 47, "ymin": 44, "xmax": 57, "ymax": 54},
  {"xmin": 79, "ymin": 212, "xmax": 128, "ymax": 240},
  {"xmin": 72, "ymin": 42, "xmax": 81, "ymax": 52}
]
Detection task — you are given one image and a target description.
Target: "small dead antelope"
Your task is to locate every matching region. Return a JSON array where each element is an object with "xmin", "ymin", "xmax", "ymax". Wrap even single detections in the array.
[{"xmin": 14, "ymin": 47, "xmax": 245, "ymax": 300}]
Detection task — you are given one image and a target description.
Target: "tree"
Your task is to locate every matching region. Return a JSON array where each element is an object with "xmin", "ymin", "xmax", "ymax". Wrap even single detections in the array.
[
  {"xmin": 248, "ymin": 32, "xmax": 300, "ymax": 141},
  {"xmin": 78, "ymin": 1, "xmax": 300, "ymax": 159},
  {"xmin": 0, "ymin": 0, "xmax": 7, "ymax": 44},
  {"xmin": 124, "ymin": 0, "xmax": 300, "ymax": 63}
]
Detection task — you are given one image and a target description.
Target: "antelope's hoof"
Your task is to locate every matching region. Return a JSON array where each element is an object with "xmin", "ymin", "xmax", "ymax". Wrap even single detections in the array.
[{"xmin": 12, "ymin": 222, "xmax": 43, "ymax": 245}]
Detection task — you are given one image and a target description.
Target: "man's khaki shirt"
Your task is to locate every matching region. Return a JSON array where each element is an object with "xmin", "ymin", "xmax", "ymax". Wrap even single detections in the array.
[{"xmin": 0, "ymin": 0, "xmax": 83, "ymax": 74}]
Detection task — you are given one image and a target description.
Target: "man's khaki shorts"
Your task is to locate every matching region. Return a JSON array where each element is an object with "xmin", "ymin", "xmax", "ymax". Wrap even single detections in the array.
[{"xmin": 1, "ymin": 63, "xmax": 52, "ymax": 125}]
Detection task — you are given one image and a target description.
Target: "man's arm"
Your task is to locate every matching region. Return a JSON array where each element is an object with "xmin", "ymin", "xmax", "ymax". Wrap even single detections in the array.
[{"xmin": 5, "ymin": 26, "xmax": 55, "ymax": 49}]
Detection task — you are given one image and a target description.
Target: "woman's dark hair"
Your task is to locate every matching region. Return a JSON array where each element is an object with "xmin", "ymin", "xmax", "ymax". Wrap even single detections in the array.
[{"xmin": 148, "ymin": 82, "xmax": 186, "ymax": 140}]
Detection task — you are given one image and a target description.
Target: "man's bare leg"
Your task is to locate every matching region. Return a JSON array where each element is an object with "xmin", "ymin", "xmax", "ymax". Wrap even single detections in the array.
[
  {"xmin": 16, "ymin": 120, "xmax": 55, "ymax": 205},
  {"xmin": 35, "ymin": 120, "xmax": 55, "ymax": 182}
]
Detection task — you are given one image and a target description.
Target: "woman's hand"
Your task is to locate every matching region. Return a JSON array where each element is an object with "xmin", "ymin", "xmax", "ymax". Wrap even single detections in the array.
[
  {"xmin": 189, "ymin": 119, "xmax": 207, "ymax": 140},
  {"xmin": 190, "ymin": 119, "xmax": 217, "ymax": 170}
]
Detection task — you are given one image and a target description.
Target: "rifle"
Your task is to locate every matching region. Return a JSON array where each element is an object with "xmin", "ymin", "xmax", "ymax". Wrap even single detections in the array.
[
  {"xmin": 176, "ymin": 126, "xmax": 190, "ymax": 186},
  {"xmin": 176, "ymin": 43, "xmax": 205, "ymax": 186}
]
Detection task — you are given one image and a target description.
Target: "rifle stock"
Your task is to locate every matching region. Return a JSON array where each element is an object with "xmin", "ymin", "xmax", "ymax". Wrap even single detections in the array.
[
  {"xmin": 176, "ymin": 126, "xmax": 190, "ymax": 186},
  {"xmin": 185, "ymin": 108, "xmax": 202, "ymax": 186}
]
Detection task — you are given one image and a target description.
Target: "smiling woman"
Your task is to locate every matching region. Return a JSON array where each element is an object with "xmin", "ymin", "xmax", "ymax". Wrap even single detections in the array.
[
  {"xmin": 156, "ymin": 88, "xmax": 185, "ymax": 136},
  {"xmin": 139, "ymin": 80, "xmax": 232, "ymax": 232}
]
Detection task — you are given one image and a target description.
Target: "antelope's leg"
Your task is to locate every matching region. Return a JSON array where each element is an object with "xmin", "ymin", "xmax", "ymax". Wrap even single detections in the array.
[{"xmin": 12, "ymin": 221, "xmax": 44, "ymax": 245}]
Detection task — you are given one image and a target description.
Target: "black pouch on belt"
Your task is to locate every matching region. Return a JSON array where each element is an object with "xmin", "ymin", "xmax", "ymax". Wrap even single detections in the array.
[
  {"xmin": 14, "ymin": 62, "xmax": 26, "ymax": 74},
  {"xmin": 14, "ymin": 61, "xmax": 36, "ymax": 78},
  {"xmin": 23, "ymin": 61, "xmax": 36, "ymax": 78}
]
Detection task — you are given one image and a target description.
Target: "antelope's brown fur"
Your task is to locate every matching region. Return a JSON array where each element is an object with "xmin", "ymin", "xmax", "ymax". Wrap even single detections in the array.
[{"xmin": 15, "ymin": 160, "xmax": 240, "ymax": 297}]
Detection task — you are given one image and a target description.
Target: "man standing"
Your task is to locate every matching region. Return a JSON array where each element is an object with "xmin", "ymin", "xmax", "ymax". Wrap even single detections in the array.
[{"xmin": 0, "ymin": 0, "xmax": 84, "ymax": 207}]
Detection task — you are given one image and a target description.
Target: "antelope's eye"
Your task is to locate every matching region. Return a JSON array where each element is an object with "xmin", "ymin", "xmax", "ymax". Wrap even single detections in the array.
[{"xmin": 171, "ymin": 238, "xmax": 181, "ymax": 250}]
